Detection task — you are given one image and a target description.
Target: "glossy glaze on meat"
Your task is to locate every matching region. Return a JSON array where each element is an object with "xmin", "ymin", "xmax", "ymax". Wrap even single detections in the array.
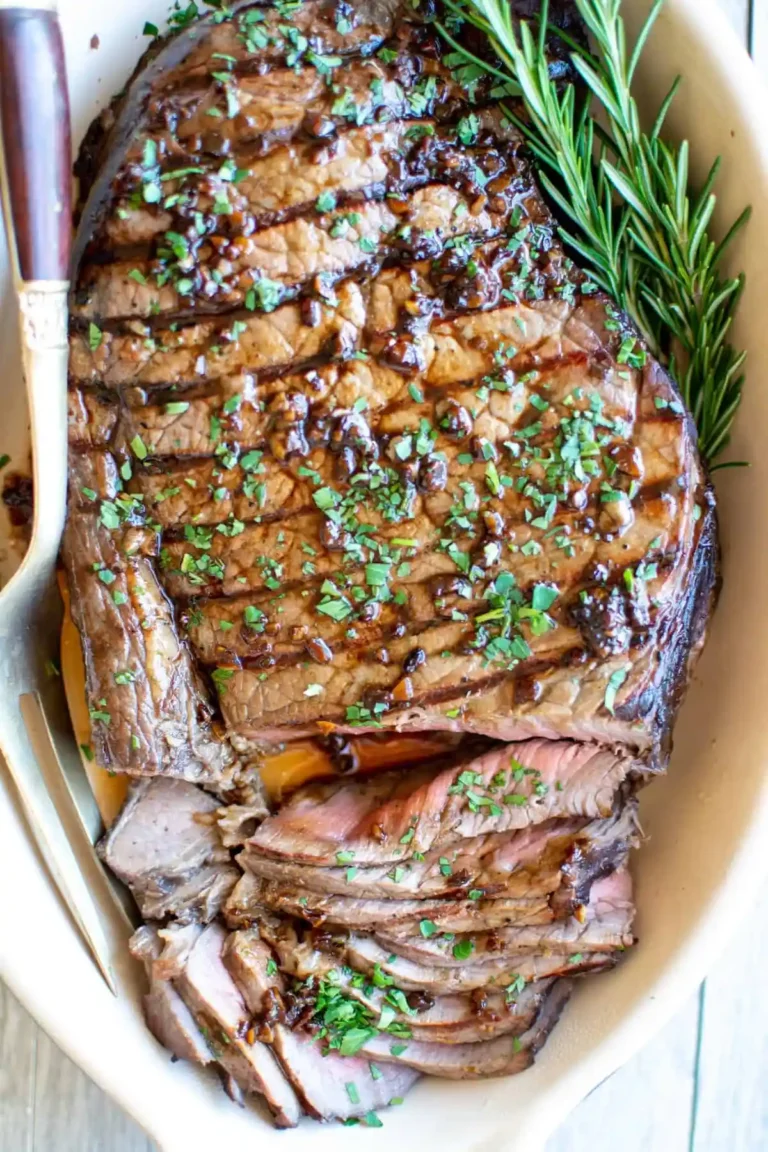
[
  {"xmin": 63, "ymin": 0, "xmax": 716, "ymax": 781},
  {"xmin": 68, "ymin": 0, "xmax": 717, "ymax": 1127}
]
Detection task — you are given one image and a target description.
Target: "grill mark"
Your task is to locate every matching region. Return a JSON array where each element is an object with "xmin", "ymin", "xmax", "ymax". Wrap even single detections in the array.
[
  {"xmin": 98, "ymin": 116, "xmax": 523, "ymax": 258},
  {"xmin": 67, "ymin": 307, "xmax": 582, "ymax": 405},
  {"xmin": 72, "ymin": 234, "xmax": 512, "ymax": 327},
  {"xmin": 71, "ymin": 239, "xmax": 498, "ymax": 331},
  {"xmin": 158, "ymin": 520, "xmax": 677, "ymax": 626},
  {"xmin": 95, "ymin": 163, "xmax": 488, "ymax": 267},
  {"xmin": 68, "ymin": 351, "xmax": 590, "ymax": 435},
  {"xmin": 143, "ymin": 97, "xmax": 510, "ymax": 171},
  {"xmin": 152, "ymin": 470, "xmax": 679, "ymax": 542},
  {"xmin": 68, "ymin": 222, "xmax": 549, "ymax": 347},
  {"xmin": 125, "ymin": 51, "xmax": 479, "ymax": 171},
  {"xmin": 229, "ymin": 650, "xmax": 590, "ymax": 730},
  {"xmin": 187, "ymin": 592, "xmax": 640, "ymax": 672}
]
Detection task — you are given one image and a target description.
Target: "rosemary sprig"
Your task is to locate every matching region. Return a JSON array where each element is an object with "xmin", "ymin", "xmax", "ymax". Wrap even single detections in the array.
[{"xmin": 436, "ymin": 0, "xmax": 748, "ymax": 462}]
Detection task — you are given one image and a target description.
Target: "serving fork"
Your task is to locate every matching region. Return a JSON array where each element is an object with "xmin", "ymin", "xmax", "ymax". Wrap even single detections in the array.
[{"xmin": 0, "ymin": 0, "xmax": 131, "ymax": 993}]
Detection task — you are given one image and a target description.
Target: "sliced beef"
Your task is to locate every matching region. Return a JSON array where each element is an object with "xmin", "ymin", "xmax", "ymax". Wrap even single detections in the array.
[
  {"xmin": 356, "ymin": 978, "xmax": 573, "ymax": 1078},
  {"xmin": 230, "ymin": 797, "xmax": 639, "ymax": 930},
  {"xmin": 253, "ymin": 918, "xmax": 562, "ymax": 1045},
  {"xmin": 404, "ymin": 982, "xmax": 556, "ymax": 1045},
  {"xmin": 234, "ymin": 800, "xmax": 639, "ymax": 905},
  {"xmin": 247, "ymin": 904, "xmax": 616, "ymax": 994},
  {"xmin": 230, "ymin": 873, "xmax": 557, "ymax": 932},
  {"xmin": 167, "ymin": 922, "xmax": 302, "ymax": 1127},
  {"xmin": 345, "ymin": 935, "xmax": 618, "ymax": 994},
  {"xmin": 129, "ymin": 926, "xmax": 213, "ymax": 1065},
  {"xmin": 230, "ymin": 923, "xmax": 571, "ymax": 1081},
  {"xmin": 224, "ymin": 929, "xmax": 419, "ymax": 1119},
  {"xmin": 98, "ymin": 778, "xmax": 238, "ymax": 922},
  {"xmin": 376, "ymin": 869, "xmax": 635, "ymax": 966},
  {"xmin": 245, "ymin": 741, "xmax": 639, "ymax": 866}
]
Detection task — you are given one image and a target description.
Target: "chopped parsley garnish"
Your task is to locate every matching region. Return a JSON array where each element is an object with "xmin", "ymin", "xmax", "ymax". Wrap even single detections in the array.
[
  {"xmin": 604, "ymin": 666, "xmax": 630, "ymax": 715},
  {"xmin": 316, "ymin": 190, "xmax": 337, "ymax": 213},
  {"xmin": 130, "ymin": 434, "xmax": 148, "ymax": 460},
  {"xmin": 211, "ymin": 667, "xmax": 235, "ymax": 693},
  {"xmin": 246, "ymin": 277, "xmax": 283, "ymax": 312},
  {"xmin": 300, "ymin": 969, "xmax": 411, "ymax": 1056}
]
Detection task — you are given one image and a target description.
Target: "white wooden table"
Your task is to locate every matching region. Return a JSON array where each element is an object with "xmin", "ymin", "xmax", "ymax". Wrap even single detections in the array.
[{"xmin": 1, "ymin": 1, "xmax": 767, "ymax": 1148}]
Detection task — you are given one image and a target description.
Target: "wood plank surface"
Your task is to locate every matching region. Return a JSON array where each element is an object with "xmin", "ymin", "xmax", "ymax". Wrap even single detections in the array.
[
  {"xmin": 32, "ymin": 1024, "xmax": 152, "ymax": 1152},
  {"xmin": 691, "ymin": 903, "xmax": 768, "ymax": 1152},
  {"xmin": 0, "ymin": 983, "xmax": 35, "ymax": 1152},
  {"xmin": 548, "ymin": 993, "xmax": 701, "ymax": 1152},
  {"xmin": 750, "ymin": 0, "xmax": 767, "ymax": 62},
  {"xmin": 1, "ymin": 1, "xmax": 765, "ymax": 1151}
]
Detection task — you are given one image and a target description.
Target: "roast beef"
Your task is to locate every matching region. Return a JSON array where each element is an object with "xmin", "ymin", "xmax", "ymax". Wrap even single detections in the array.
[
  {"xmin": 130, "ymin": 926, "xmax": 213, "ymax": 1065},
  {"xmin": 63, "ymin": 0, "xmax": 716, "ymax": 783},
  {"xmin": 345, "ymin": 934, "xmax": 617, "ymax": 993},
  {"xmin": 354, "ymin": 977, "xmax": 573, "ymax": 1078},
  {"xmin": 98, "ymin": 777, "xmax": 238, "ymax": 921},
  {"xmin": 68, "ymin": 0, "xmax": 718, "ymax": 1126},
  {"xmin": 223, "ymin": 923, "xmax": 571, "ymax": 1079},
  {"xmin": 241, "ymin": 916, "xmax": 564, "ymax": 1044},
  {"xmin": 243, "ymin": 740, "xmax": 640, "ymax": 865},
  {"xmin": 223, "ymin": 929, "xmax": 420, "ymax": 1117},
  {"xmin": 228, "ymin": 874, "xmax": 557, "ymax": 931},
  {"xmin": 233, "ymin": 799, "xmax": 639, "ymax": 902},
  {"xmin": 228, "ymin": 797, "xmax": 638, "ymax": 930},
  {"xmin": 159, "ymin": 921, "xmax": 303, "ymax": 1127},
  {"xmin": 375, "ymin": 869, "xmax": 635, "ymax": 964}
]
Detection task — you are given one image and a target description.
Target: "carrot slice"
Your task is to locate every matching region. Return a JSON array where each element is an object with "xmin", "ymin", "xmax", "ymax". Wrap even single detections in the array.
[
  {"xmin": 258, "ymin": 731, "xmax": 457, "ymax": 801},
  {"xmin": 257, "ymin": 741, "xmax": 336, "ymax": 801},
  {"xmin": 350, "ymin": 732, "xmax": 457, "ymax": 771}
]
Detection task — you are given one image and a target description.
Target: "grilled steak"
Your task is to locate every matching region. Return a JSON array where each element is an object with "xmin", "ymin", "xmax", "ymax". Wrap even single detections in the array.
[{"xmin": 63, "ymin": 0, "xmax": 716, "ymax": 782}]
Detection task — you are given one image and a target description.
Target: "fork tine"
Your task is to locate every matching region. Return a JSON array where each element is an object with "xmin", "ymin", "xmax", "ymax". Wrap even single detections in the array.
[
  {"xmin": 1, "ymin": 697, "xmax": 121, "ymax": 995},
  {"xmin": 20, "ymin": 691, "xmax": 140, "ymax": 932},
  {"xmin": 3, "ymin": 754, "xmax": 119, "ymax": 994}
]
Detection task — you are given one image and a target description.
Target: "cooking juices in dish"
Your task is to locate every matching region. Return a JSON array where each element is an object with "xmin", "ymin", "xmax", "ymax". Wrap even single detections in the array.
[{"xmin": 61, "ymin": 0, "xmax": 717, "ymax": 1129}]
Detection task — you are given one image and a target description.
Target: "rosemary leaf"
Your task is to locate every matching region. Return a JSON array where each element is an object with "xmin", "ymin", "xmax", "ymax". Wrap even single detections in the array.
[{"xmin": 435, "ymin": 0, "xmax": 748, "ymax": 461}]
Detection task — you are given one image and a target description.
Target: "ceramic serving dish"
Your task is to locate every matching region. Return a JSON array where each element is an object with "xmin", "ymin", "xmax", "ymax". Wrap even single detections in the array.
[{"xmin": 1, "ymin": 0, "xmax": 767, "ymax": 1147}]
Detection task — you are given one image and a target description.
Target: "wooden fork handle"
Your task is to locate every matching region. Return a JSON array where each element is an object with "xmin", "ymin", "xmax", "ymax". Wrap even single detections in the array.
[{"xmin": 0, "ymin": 4, "xmax": 71, "ymax": 283}]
